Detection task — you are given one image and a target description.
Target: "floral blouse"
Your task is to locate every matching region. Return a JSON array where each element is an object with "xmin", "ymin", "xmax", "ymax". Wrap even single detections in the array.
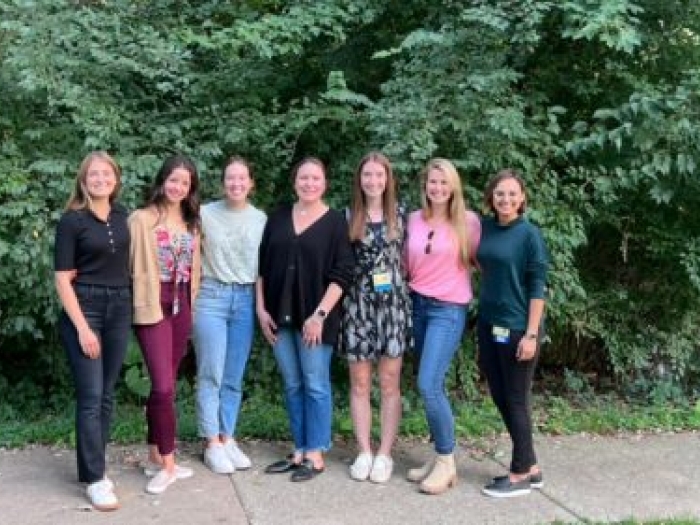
[{"xmin": 155, "ymin": 225, "xmax": 195, "ymax": 283}]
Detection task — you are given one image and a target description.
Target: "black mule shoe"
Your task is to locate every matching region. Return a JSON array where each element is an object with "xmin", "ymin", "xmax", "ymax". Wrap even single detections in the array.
[
  {"xmin": 265, "ymin": 454, "xmax": 301, "ymax": 474},
  {"xmin": 290, "ymin": 459, "xmax": 324, "ymax": 482}
]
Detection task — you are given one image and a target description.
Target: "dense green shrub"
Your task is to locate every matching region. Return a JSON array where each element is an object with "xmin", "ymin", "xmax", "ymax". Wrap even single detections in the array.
[{"xmin": 1, "ymin": 0, "xmax": 699, "ymax": 410}]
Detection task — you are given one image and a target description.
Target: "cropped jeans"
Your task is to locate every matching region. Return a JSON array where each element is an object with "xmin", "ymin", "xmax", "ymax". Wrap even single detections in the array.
[
  {"xmin": 273, "ymin": 328, "xmax": 333, "ymax": 454},
  {"xmin": 411, "ymin": 292, "xmax": 467, "ymax": 455},
  {"xmin": 193, "ymin": 278, "xmax": 255, "ymax": 439},
  {"xmin": 59, "ymin": 283, "xmax": 131, "ymax": 483}
]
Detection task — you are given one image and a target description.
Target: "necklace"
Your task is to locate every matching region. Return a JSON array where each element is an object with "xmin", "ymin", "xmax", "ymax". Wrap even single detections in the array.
[{"xmin": 295, "ymin": 203, "xmax": 315, "ymax": 216}]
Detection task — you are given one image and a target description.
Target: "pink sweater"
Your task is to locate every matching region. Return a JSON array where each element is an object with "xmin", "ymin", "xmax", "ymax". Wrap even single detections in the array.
[{"xmin": 406, "ymin": 210, "xmax": 481, "ymax": 304}]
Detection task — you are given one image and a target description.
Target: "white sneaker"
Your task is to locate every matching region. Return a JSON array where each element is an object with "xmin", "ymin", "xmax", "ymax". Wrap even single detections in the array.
[
  {"xmin": 143, "ymin": 462, "xmax": 194, "ymax": 479},
  {"xmin": 146, "ymin": 469, "xmax": 177, "ymax": 495},
  {"xmin": 205, "ymin": 444, "xmax": 235, "ymax": 474},
  {"xmin": 369, "ymin": 454, "xmax": 394, "ymax": 483},
  {"xmin": 86, "ymin": 479, "xmax": 119, "ymax": 511},
  {"xmin": 224, "ymin": 440, "xmax": 252, "ymax": 470},
  {"xmin": 349, "ymin": 452, "xmax": 373, "ymax": 481}
]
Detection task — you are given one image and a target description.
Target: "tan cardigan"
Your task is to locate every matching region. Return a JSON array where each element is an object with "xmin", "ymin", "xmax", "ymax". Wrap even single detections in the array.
[{"xmin": 128, "ymin": 208, "xmax": 201, "ymax": 325}]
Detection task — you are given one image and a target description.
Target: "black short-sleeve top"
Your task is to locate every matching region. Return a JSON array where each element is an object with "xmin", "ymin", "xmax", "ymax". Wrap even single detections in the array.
[{"xmin": 54, "ymin": 204, "xmax": 130, "ymax": 287}]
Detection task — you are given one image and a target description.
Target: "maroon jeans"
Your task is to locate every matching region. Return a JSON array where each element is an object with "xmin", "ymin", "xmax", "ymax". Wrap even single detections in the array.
[{"xmin": 135, "ymin": 282, "xmax": 191, "ymax": 456}]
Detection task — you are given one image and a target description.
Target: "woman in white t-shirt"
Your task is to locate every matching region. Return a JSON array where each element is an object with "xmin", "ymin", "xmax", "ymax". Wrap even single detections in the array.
[{"xmin": 193, "ymin": 156, "xmax": 267, "ymax": 475}]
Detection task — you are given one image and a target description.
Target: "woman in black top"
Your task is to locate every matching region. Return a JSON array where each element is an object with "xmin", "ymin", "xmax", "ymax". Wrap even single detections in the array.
[
  {"xmin": 54, "ymin": 151, "xmax": 131, "ymax": 511},
  {"xmin": 257, "ymin": 157, "xmax": 354, "ymax": 482}
]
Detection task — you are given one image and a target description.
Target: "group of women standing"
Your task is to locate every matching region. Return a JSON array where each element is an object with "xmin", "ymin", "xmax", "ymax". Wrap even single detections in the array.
[{"xmin": 54, "ymin": 149, "xmax": 548, "ymax": 511}]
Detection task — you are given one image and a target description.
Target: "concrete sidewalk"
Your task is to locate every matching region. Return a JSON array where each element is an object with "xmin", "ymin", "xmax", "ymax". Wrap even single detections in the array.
[{"xmin": 1, "ymin": 433, "xmax": 699, "ymax": 524}]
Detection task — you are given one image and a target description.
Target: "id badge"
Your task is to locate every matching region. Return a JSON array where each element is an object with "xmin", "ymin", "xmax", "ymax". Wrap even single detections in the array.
[
  {"xmin": 372, "ymin": 271, "xmax": 392, "ymax": 293},
  {"xmin": 492, "ymin": 326, "xmax": 510, "ymax": 344}
]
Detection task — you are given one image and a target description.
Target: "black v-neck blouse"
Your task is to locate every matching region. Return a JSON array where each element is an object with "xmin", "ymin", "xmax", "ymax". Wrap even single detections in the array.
[{"xmin": 258, "ymin": 204, "xmax": 354, "ymax": 345}]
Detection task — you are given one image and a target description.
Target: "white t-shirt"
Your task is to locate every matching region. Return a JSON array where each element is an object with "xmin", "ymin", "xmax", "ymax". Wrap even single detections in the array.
[{"xmin": 200, "ymin": 200, "xmax": 267, "ymax": 284}]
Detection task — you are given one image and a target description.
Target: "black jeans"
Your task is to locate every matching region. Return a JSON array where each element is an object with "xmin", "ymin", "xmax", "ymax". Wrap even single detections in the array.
[
  {"xmin": 59, "ymin": 284, "xmax": 131, "ymax": 483},
  {"xmin": 477, "ymin": 320, "xmax": 539, "ymax": 474}
]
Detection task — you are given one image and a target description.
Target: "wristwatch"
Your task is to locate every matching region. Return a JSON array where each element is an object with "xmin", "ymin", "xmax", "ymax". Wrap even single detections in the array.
[{"xmin": 314, "ymin": 309, "xmax": 327, "ymax": 321}]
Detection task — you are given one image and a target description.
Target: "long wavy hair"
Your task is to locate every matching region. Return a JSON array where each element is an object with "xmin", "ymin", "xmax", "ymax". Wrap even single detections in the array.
[
  {"xmin": 65, "ymin": 151, "xmax": 121, "ymax": 211},
  {"xmin": 419, "ymin": 158, "xmax": 470, "ymax": 268},
  {"xmin": 144, "ymin": 154, "xmax": 200, "ymax": 233},
  {"xmin": 348, "ymin": 151, "xmax": 399, "ymax": 241}
]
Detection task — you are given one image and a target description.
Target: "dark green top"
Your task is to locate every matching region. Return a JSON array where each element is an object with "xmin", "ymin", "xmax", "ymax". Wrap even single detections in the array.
[{"xmin": 476, "ymin": 215, "xmax": 549, "ymax": 331}]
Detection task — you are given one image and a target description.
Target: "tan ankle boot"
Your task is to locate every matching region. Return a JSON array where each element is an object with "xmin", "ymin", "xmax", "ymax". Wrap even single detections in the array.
[
  {"xmin": 419, "ymin": 454, "xmax": 457, "ymax": 495},
  {"xmin": 406, "ymin": 456, "xmax": 435, "ymax": 482}
]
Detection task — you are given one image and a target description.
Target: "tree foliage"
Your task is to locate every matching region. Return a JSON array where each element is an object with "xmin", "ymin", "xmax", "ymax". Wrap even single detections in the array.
[{"xmin": 1, "ymin": 0, "xmax": 700, "ymax": 406}]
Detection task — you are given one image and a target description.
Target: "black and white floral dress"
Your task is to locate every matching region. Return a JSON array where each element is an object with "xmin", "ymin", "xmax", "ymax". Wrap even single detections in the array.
[{"xmin": 339, "ymin": 208, "xmax": 413, "ymax": 361}]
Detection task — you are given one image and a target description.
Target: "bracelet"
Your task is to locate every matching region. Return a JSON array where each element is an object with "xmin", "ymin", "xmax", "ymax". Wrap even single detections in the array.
[{"xmin": 525, "ymin": 332, "xmax": 538, "ymax": 340}]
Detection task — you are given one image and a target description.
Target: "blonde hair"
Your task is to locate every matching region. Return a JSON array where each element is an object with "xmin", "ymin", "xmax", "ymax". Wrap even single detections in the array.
[
  {"xmin": 419, "ymin": 158, "xmax": 470, "ymax": 268},
  {"xmin": 348, "ymin": 151, "xmax": 399, "ymax": 242},
  {"xmin": 65, "ymin": 151, "xmax": 121, "ymax": 211}
]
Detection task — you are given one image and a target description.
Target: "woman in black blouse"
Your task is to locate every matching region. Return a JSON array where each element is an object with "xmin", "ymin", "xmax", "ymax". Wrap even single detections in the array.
[
  {"xmin": 257, "ymin": 157, "xmax": 354, "ymax": 482},
  {"xmin": 54, "ymin": 151, "xmax": 131, "ymax": 511}
]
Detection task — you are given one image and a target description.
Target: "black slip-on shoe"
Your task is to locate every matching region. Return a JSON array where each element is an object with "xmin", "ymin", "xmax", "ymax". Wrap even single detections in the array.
[
  {"xmin": 482, "ymin": 476, "xmax": 531, "ymax": 498},
  {"xmin": 290, "ymin": 459, "xmax": 324, "ymax": 482},
  {"xmin": 492, "ymin": 471, "xmax": 543, "ymax": 489},
  {"xmin": 264, "ymin": 455, "xmax": 301, "ymax": 474}
]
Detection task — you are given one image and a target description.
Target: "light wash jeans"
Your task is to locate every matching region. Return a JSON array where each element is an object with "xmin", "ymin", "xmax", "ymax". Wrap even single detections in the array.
[
  {"xmin": 273, "ymin": 328, "xmax": 333, "ymax": 453},
  {"xmin": 411, "ymin": 292, "xmax": 467, "ymax": 455},
  {"xmin": 194, "ymin": 278, "xmax": 255, "ymax": 439}
]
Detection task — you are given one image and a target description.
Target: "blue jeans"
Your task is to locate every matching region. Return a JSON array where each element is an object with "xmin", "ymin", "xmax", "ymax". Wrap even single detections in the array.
[
  {"xmin": 273, "ymin": 328, "xmax": 333, "ymax": 453},
  {"xmin": 193, "ymin": 279, "xmax": 255, "ymax": 439},
  {"xmin": 59, "ymin": 284, "xmax": 131, "ymax": 483},
  {"xmin": 411, "ymin": 292, "xmax": 467, "ymax": 455}
]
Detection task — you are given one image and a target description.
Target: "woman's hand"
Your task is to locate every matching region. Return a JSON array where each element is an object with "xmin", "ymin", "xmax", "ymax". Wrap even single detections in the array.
[
  {"xmin": 516, "ymin": 336, "xmax": 537, "ymax": 361},
  {"xmin": 302, "ymin": 316, "xmax": 323, "ymax": 347},
  {"xmin": 257, "ymin": 309, "xmax": 277, "ymax": 345},
  {"xmin": 78, "ymin": 326, "xmax": 101, "ymax": 359}
]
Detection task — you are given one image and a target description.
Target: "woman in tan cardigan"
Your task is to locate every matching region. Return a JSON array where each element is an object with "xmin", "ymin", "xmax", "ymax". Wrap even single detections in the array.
[{"xmin": 129, "ymin": 154, "xmax": 201, "ymax": 495}]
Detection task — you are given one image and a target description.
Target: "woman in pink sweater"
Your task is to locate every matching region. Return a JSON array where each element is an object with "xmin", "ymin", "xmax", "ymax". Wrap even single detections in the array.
[{"xmin": 405, "ymin": 158, "xmax": 480, "ymax": 495}]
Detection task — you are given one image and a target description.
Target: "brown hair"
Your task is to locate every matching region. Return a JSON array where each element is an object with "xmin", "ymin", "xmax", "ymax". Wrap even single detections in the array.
[
  {"xmin": 483, "ymin": 168, "xmax": 527, "ymax": 216},
  {"xmin": 290, "ymin": 156, "xmax": 326, "ymax": 185},
  {"xmin": 348, "ymin": 152, "xmax": 399, "ymax": 241},
  {"xmin": 221, "ymin": 156, "xmax": 253, "ymax": 183},
  {"xmin": 143, "ymin": 154, "xmax": 201, "ymax": 233},
  {"xmin": 65, "ymin": 151, "xmax": 122, "ymax": 211},
  {"xmin": 419, "ymin": 158, "xmax": 470, "ymax": 268}
]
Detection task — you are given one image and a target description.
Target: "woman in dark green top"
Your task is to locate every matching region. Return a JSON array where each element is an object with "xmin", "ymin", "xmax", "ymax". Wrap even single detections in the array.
[{"xmin": 476, "ymin": 169, "xmax": 549, "ymax": 499}]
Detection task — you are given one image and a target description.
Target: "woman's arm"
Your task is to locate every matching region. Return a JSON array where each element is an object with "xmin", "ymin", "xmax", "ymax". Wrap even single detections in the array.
[
  {"xmin": 517, "ymin": 298, "xmax": 545, "ymax": 361},
  {"xmin": 55, "ymin": 271, "xmax": 101, "ymax": 359},
  {"xmin": 256, "ymin": 277, "xmax": 277, "ymax": 345},
  {"xmin": 302, "ymin": 282, "xmax": 343, "ymax": 347},
  {"xmin": 466, "ymin": 210, "xmax": 482, "ymax": 269},
  {"xmin": 518, "ymin": 227, "xmax": 549, "ymax": 361},
  {"xmin": 303, "ymin": 212, "xmax": 354, "ymax": 347}
]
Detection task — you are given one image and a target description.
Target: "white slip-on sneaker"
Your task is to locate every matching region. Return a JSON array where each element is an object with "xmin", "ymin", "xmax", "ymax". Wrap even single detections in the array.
[
  {"xmin": 369, "ymin": 454, "xmax": 394, "ymax": 483},
  {"xmin": 224, "ymin": 440, "xmax": 252, "ymax": 470},
  {"xmin": 146, "ymin": 469, "xmax": 177, "ymax": 495},
  {"xmin": 349, "ymin": 452, "xmax": 373, "ymax": 481},
  {"xmin": 86, "ymin": 479, "xmax": 119, "ymax": 511},
  {"xmin": 143, "ymin": 462, "xmax": 194, "ymax": 479},
  {"xmin": 205, "ymin": 444, "xmax": 235, "ymax": 474}
]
